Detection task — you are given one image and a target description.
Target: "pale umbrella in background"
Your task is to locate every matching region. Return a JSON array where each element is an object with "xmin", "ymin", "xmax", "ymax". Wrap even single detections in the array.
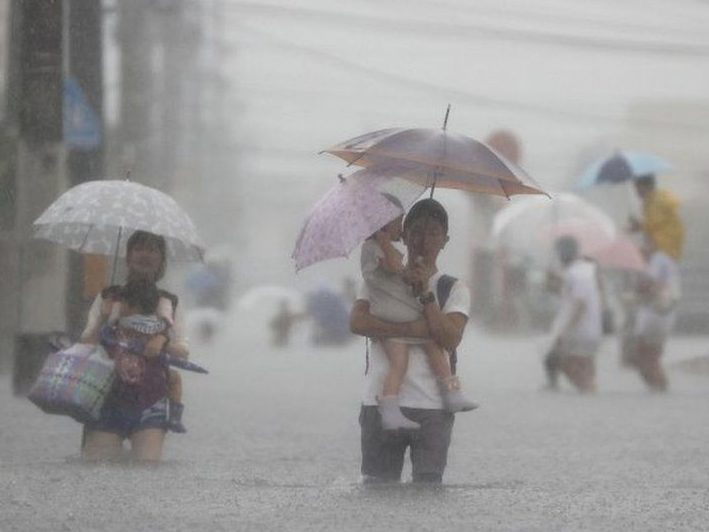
[
  {"xmin": 590, "ymin": 234, "xmax": 646, "ymax": 273},
  {"xmin": 491, "ymin": 192, "xmax": 616, "ymax": 267}
]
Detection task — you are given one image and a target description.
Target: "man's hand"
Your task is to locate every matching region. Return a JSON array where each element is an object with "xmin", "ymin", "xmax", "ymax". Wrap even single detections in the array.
[{"xmin": 407, "ymin": 256, "xmax": 435, "ymax": 296}]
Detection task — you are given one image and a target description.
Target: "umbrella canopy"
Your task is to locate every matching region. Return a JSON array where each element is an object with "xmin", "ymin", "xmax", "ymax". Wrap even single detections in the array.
[
  {"xmin": 33, "ymin": 180, "xmax": 205, "ymax": 261},
  {"xmin": 491, "ymin": 192, "xmax": 616, "ymax": 266},
  {"xmin": 292, "ymin": 168, "xmax": 425, "ymax": 271},
  {"xmin": 577, "ymin": 151, "xmax": 673, "ymax": 189},
  {"xmin": 323, "ymin": 127, "xmax": 547, "ymax": 198},
  {"xmin": 545, "ymin": 219, "xmax": 616, "ymax": 257},
  {"xmin": 589, "ymin": 233, "xmax": 645, "ymax": 272}
]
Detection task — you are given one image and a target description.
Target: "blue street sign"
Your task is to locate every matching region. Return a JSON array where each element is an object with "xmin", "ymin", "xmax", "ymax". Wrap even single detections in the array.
[{"xmin": 63, "ymin": 77, "xmax": 101, "ymax": 150}]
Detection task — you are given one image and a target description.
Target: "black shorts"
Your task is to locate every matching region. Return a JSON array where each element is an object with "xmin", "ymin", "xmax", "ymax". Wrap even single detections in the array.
[
  {"xmin": 85, "ymin": 397, "xmax": 168, "ymax": 440},
  {"xmin": 359, "ymin": 405, "xmax": 454, "ymax": 483}
]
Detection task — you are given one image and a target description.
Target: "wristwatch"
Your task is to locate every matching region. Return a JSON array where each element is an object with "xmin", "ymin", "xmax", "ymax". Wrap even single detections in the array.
[{"xmin": 418, "ymin": 292, "xmax": 435, "ymax": 306}]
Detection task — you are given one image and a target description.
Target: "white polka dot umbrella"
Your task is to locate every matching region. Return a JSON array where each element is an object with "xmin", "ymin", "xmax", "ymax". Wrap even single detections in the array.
[{"xmin": 33, "ymin": 179, "xmax": 205, "ymax": 262}]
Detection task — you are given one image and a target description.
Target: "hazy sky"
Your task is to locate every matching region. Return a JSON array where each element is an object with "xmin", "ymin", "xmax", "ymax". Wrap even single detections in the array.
[{"xmin": 210, "ymin": 0, "xmax": 709, "ymax": 289}]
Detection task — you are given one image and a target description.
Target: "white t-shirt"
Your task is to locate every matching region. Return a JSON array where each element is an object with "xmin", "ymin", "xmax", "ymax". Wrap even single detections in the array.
[
  {"xmin": 550, "ymin": 259, "xmax": 602, "ymax": 357},
  {"xmin": 646, "ymin": 250, "xmax": 681, "ymax": 302},
  {"xmin": 358, "ymin": 271, "xmax": 471, "ymax": 409},
  {"xmin": 634, "ymin": 251, "xmax": 681, "ymax": 341}
]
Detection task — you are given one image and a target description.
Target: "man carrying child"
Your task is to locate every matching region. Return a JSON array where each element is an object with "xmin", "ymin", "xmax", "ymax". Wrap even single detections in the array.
[{"xmin": 350, "ymin": 198, "xmax": 472, "ymax": 483}]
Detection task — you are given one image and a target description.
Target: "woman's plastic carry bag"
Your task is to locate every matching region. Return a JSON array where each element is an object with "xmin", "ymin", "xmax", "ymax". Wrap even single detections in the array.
[{"xmin": 28, "ymin": 343, "xmax": 115, "ymax": 423}]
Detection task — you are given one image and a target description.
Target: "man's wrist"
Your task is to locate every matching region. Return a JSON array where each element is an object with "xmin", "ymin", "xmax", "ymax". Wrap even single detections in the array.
[{"xmin": 418, "ymin": 292, "xmax": 435, "ymax": 306}]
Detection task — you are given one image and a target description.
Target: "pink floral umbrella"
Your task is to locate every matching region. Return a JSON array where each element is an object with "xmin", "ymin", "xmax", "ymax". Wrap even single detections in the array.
[{"xmin": 292, "ymin": 168, "xmax": 424, "ymax": 271}]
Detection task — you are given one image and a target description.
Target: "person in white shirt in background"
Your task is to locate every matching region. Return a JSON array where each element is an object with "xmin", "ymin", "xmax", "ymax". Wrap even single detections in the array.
[
  {"xmin": 544, "ymin": 236, "xmax": 603, "ymax": 393},
  {"xmin": 351, "ymin": 198, "xmax": 473, "ymax": 484},
  {"xmin": 626, "ymin": 237, "xmax": 681, "ymax": 392}
]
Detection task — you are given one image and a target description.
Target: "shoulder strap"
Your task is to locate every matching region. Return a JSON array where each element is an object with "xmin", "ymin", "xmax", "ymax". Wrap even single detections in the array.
[
  {"xmin": 435, "ymin": 274, "xmax": 459, "ymax": 375},
  {"xmin": 100, "ymin": 285, "xmax": 122, "ymax": 299},
  {"xmin": 436, "ymin": 274, "xmax": 457, "ymax": 309}
]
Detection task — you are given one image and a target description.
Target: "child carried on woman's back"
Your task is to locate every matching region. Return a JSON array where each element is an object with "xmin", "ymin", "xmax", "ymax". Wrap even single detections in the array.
[
  {"xmin": 99, "ymin": 279, "xmax": 187, "ymax": 433},
  {"xmin": 360, "ymin": 214, "xmax": 477, "ymax": 431}
]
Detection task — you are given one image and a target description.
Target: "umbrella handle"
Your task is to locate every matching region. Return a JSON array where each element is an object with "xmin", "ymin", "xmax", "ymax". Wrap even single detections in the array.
[
  {"xmin": 442, "ymin": 104, "xmax": 451, "ymax": 131},
  {"xmin": 110, "ymin": 226, "xmax": 123, "ymax": 285}
]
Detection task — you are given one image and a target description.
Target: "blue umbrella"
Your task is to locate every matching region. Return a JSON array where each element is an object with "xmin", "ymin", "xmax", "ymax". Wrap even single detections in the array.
[{"xmin": 576, "ymin": 152, "xmax": 672, "ymax": 189}]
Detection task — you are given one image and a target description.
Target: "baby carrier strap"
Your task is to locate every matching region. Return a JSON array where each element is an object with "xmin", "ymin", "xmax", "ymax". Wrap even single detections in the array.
[
  {"xmin": 436, "ymin": 274, "xmax": 459, "ymax": 375},
  {"xmin": 101, "ymin": 285, "xmax": 122, "ymax": 300}
]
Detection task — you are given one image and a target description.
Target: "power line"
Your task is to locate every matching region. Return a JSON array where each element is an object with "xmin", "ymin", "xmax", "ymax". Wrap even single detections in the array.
[
  {"xmin": 356, "ymin": 0, "xmax": 709, "ymax": 41},
  {"xmin": 232, "ymin": 26, "xmax": 709, "ymax": 131},
  {"xmin": 223, "ymin": 1, "xmax": 709, "ymax": 57}
]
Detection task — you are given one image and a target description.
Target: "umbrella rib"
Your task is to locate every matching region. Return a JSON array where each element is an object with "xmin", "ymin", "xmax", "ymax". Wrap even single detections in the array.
[{"xmin": 78, "ymin": 223, "xmax": 94, "ymax": 254}]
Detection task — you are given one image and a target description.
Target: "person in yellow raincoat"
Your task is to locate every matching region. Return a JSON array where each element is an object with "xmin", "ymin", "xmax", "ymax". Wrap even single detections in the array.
[{"xmin": 629, "ymin": 174, "xmax": 685, "ymax": 262}]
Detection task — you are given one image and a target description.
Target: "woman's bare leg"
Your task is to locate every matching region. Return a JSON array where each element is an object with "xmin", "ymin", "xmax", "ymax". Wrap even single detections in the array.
[
  {"xmin": 130, "ymin": 429, "xmax": 165, "ymax": 462},
  {"xmin": 82, "ymin": 430, "xmax": 123, "ymax": 461}
]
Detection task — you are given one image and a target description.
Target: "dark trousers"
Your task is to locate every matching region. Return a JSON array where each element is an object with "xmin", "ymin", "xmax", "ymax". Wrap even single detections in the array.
[{"xmin": 359, "ymin": 405, "xmax": 454, "ymax": 483}]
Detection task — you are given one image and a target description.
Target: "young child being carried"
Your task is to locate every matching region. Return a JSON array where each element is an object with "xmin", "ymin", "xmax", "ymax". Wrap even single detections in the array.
[
  {"xmin": 360, "ymin": 214, "xmax": 477, "ymax": 431},
  {"xmin": 99, "ymin": 279, "xmax": 187, "ymax": 433}
]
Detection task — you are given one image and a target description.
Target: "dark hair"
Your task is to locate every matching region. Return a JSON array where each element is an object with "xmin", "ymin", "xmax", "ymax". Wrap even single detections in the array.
[
  {"xmin": 126, "ymin": 230, "xmax": 167, "ymax": 281},
  {"xmin": 554, "ymin": 236, "xmax": 579, "ymax": 264},
  {"xmin": 635, "ymin": 174, "xmax": 656, "ymax": 187},
  {"xmin": 120, "ymin": 279, "xmax": 160, "ymax": 315},
  {"xmin": 403, "ymin": 198, "xmax": 448, "ymax": 234}
]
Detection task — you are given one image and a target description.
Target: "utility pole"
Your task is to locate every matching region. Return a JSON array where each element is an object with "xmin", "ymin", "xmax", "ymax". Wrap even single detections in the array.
[
  {"xmin": 117, "ymin": 0, "xmax": 154, "ymax": 185},
  {"xmin": 8, "ymin": 0, "xmax": 67, "ymax": 378},
  {"xmin": 65, "ymin": 0, "xmax": 104, "ymax": 336}
]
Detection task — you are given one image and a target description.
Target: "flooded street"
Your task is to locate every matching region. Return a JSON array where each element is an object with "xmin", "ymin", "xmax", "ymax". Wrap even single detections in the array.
[{"xmin": 2, "ymin": 319, "xmax": 708, "ymax": 532}]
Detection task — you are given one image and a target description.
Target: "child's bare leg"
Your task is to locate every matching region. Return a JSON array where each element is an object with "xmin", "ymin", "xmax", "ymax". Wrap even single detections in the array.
[
  {"xmin": 421, "ymin": 342, "xmax": 453, "ymax": 381},
  {"xmin": 422, "ymin": 342, "xmax": 478, "ymax": 413},
  {"xmin": 378, "ymin": 340, "xmax": 420, "ymax": 431},
  {"xmin": 168, "ymin": 369, "xmax": 182, "ymax": 402},
  {"xmin": 166, "ymin": 369, "xmax": 187, "ymax": 433},
  {"xmin": 382, "ymin": 341, "xmax": 409, "ymax": 396}
]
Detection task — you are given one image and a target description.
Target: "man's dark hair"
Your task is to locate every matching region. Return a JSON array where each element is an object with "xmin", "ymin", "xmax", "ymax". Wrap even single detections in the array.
[
  {"xmin": 635, "ymin": 174, "xmax": 656, "ymax": 188},
  {"xmin": 403, "ymin": 198, "xmax": 449, "ymax": 234},
  {"xmin": 120, "ymin": 278, "xmax": 160, "ymax": 315}
]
